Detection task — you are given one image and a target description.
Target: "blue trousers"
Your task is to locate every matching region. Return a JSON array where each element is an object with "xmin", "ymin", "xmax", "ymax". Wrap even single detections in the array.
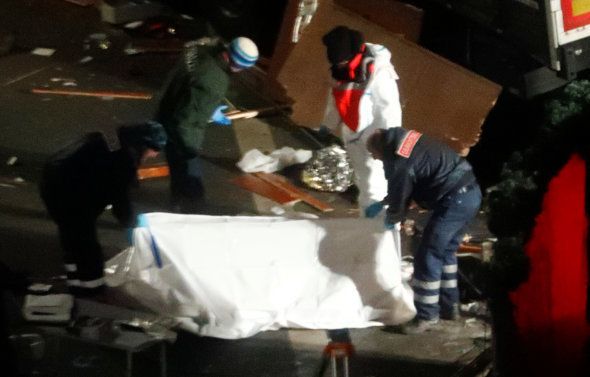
[{"xmin": 412, "ymin": 183, "xmax": 482, "ymax": 320}]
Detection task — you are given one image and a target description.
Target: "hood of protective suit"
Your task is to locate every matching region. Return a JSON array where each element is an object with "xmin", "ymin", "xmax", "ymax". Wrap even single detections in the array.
[{"xmin": 365, "ymin": 43, "xmax": 398, "ymax": 80}]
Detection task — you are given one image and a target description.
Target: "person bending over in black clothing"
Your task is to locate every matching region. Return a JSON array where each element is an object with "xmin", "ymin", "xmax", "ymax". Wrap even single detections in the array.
[{"xmin": 39, "ymin": 122, "xmax": 166, "ymax": 296}]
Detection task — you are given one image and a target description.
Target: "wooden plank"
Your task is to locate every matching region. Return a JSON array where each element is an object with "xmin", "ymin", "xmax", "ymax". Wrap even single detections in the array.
[
  {"xmin": 231, "ymin": 174, "xmax": 301, "ymax": 205},
  {"xmin": 137, "ymin": 165, "xmax": 169, "ymax": 180},
  {"xmin": 31, "ymin": 88, "xmax": 153, "ymax": 100},
  {"xmin": 225, "ymin": 105, "xmax": 292, "ymax": 120},
  {"xmin": 254, "ymin": 172, "xmax": 334, "ymax": 212}
]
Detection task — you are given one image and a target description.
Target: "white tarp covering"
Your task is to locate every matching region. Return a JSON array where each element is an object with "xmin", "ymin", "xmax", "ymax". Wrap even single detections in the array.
[{"xmin": 105, "ymin": 213, "xmax": 415, "ymax": 339}]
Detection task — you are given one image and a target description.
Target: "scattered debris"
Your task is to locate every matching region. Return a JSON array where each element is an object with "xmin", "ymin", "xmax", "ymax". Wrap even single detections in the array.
[
  {"xmin": 124, "ymin": 20, "xmax": 144, "ymax": 29},
  {"xmin": 481, "ymin": 241, "xmax": 493, "ymax": 262},
  {"xmin": 31, "ymin": 47, "xmax": 55, "ymax": 57},
  {"xmin": 123, "ymin": 42, "xmax": 182, "ymax": 55},
  {"xmin": 85, "ymin": 33, "xmax": 111, "ymax": 50},
  {"xmin": 461, "ymin": 301, "xmax": 489, "ymax": 317},
  {"xmin": 402, "ymin": 219, "xmax": 415, "ymax": 236},
  {"xmin": 31, "ymin": 87, "xmax": 153, "ymax": 100},
  {"xmin": 122, "ymin": 16, "xmax": 189, "ymax": 39},
  {"xmin": 50, "ymin": 77, "xmax": 78, "ymax": 86},
  {"xmin": 270, "ymin": 206, "xmax": 286, "ymax": 215},
  {"xmin": 6, "ymin": 156, "xmax": 18, "ymax": 165},
  {"xmin": 78, "ymin": 56, "xmax": 93, "ymax": 64},
  {"xmin": 84, "ymin": 33, "xmax": 111, "ymax": 50}
]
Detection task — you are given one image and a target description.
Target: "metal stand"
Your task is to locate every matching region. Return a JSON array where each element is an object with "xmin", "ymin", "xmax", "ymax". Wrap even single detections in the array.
[{"xmin": 318, "ymin": 341, "xmax": 354, "ymax": 377}]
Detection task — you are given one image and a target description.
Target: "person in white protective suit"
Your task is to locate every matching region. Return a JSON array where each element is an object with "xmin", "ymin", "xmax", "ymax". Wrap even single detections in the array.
[
  {"xmin": 320, "ymin": 25, "xmax": 402, "ymax": 213},
  {"xmin": 319, "ymin": 25, "xmax": 404, "ymax": 345}
]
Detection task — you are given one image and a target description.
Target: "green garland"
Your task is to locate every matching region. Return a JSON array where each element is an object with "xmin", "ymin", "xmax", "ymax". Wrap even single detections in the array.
[{"xmin": 486, "ymin": 80, "xmax": 590, "ymax": 292}]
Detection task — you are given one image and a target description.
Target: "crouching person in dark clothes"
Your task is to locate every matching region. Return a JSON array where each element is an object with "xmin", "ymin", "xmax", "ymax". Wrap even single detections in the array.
[
  {"xmin": 366, "ymin": 128, "xmax": 482, "ymax": 334},
  {"xmin": 39, "ymin": 122, "xmax": 167, "ymax": 296}
]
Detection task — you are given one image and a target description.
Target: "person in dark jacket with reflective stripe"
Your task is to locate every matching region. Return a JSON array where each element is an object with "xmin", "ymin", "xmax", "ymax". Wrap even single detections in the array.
[
  {"xmin": 156, "ymin": 37, "xmax": 258, "ymax": 213},
  {"xmin": 366, "ymin": 127, "xmax": 482, "ymax": 334},
  {"xmin": 39, "ymin": 122, "xmax": 166, "ymax": 296}
]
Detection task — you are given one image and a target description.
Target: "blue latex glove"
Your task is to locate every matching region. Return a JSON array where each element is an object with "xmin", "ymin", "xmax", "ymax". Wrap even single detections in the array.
[
  {"xmin": 210, "ymin": 105, "xmax": 231, "ymax": 126},
  {"xmin": 127, "ymin": 214, "xmax": 148, "ymax": 245},
  {"xmin": 136, "ymin": 213, "xmax": 149, "ymax": 228},
  {"xmin": 364, "ymin": 201, "xmax": 384, "ymax": 218}
]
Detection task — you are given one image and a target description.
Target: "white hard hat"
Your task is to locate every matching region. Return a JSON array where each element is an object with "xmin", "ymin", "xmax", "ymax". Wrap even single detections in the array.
[{"xmin": 229, "ymin": 37, "xmax": 258, "ymax": 70}]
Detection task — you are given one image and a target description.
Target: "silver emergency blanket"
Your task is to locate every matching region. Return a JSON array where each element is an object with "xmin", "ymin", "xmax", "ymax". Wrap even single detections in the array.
[
  {"xmin": 105, "ymin": 213, "xmax": 415, "ymax": 339},
  {"xmin": 301, "ymin": 145, "xmax": 353, "ymax": 192}
]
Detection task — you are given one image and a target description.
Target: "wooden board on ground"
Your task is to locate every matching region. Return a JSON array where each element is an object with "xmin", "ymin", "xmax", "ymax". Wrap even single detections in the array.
[
  {"xmin": 253, "ymin": 172, "xmax": 334, "ymax": 212},
  {"xmin": 31, "ymin": 88, "xmax": 152, "ymax": 100},
  {"xmin": 137, "ymin": 165, "xmax": 169, "ymax": 180},
  {"xmin": 231, "ymin": 174, "xmax": 301, "ymax": 205},
  {"xmin": 458, "ymin": 243, "xmax": 483, "ymax": 254}
]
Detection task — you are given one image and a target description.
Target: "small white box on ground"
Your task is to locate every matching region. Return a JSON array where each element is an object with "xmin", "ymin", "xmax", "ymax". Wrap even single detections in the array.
[{"xmin": 23, "ymin": 294, "xmax": 74, "ymax": 323}]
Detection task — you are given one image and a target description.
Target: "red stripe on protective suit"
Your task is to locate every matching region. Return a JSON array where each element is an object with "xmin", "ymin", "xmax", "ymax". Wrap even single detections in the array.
[
  {"xmin": 332, "ymin": 87, "xmax": 363, "ymax": 132},
  {"xmin": 509, "ymin": 154, "xmax": 590, "ymax": 377}
]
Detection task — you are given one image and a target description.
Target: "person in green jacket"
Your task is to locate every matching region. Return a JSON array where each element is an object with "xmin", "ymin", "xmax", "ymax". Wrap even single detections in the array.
[{"xmin": 156, "ymin": 36, "xmax": 258, "ymax": 212}]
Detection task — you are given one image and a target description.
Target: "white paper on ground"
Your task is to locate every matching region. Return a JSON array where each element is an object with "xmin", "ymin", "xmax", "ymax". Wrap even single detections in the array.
[
  {"xmin": 31, "ymin": 47, "xmax": 56, "ymax": 56},
  {"xmin": 105, "ymin": 213, "xmax": 415, "ymax": 339}
]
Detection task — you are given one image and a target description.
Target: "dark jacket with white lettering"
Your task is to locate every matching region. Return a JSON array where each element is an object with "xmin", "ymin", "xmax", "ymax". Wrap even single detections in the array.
[{"xmin": 381, "ymin": 127, "xmax": 476, "ymax": 224}]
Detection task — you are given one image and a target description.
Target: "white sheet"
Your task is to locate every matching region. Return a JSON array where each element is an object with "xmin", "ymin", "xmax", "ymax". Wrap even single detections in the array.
[{"xmin": 105, "ymin": 213, "xmax": 415, "ymax": 339}]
